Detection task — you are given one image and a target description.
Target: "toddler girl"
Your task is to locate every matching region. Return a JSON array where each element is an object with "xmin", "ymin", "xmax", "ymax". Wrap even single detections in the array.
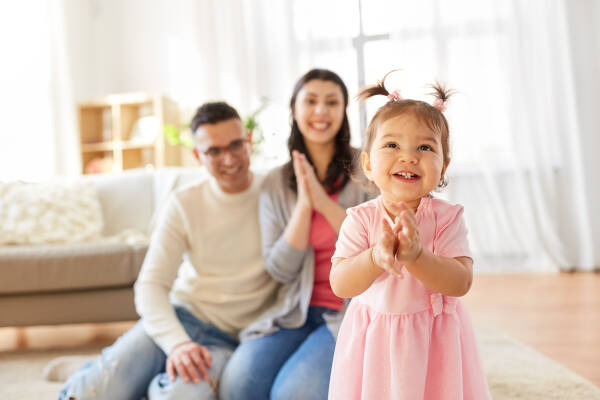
[{"xmin": 328, "ymin": 71, "xmax": 491, "ymax": 399}]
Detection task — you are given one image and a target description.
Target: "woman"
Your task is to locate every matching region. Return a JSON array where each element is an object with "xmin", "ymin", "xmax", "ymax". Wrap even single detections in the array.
[{"xmin": 219, "ymin": 69, "xmax": 372, "ymax": 399}]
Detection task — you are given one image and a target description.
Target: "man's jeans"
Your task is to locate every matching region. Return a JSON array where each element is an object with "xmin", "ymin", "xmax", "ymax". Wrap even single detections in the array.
[
  {"xmin": 58, "ymin": 307, "xmax": 238, "ymax": 400},
  {"xmin": 219, "ymin": 306, "xmax": 336, "ymax": 400}
]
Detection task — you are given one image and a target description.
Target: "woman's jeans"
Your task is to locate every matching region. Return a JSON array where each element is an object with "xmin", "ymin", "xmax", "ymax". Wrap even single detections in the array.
[
  {"xmin": 219, "ymin": 306, "xmax": 336, "ymax": 400},
  {"xmin": 58, "ymin": 307, "xmax": 238, "ymax": 400}
]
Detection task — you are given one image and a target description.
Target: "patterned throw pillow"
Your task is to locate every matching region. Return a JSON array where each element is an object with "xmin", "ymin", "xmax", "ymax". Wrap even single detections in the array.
[{"xmin": 0, "ymin": 181, "xmax": 104, "ymax": 245}]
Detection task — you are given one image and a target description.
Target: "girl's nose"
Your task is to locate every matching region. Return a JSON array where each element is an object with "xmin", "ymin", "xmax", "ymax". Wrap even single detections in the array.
[{"xmin": 399, "ymin": 150, "xmax": 418, "ymax": 164}]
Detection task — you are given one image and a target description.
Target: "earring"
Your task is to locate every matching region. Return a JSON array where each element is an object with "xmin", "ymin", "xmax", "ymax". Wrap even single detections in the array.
[{"xmin": 438, "ymin": 176, "xmax": 448, "ymax": 188}]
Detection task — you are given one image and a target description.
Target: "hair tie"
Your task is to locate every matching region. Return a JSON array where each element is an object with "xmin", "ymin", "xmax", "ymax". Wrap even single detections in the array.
[
  {"xmin": 433, "ymin": 98, "xmax": 446, "ymax": 112},
  {"xmin": 387, "ymin": 90, "xmax": 402, "ymax": 103}
]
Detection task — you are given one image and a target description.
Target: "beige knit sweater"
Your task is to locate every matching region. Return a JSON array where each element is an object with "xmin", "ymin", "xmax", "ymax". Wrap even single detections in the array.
[{"xmin": 134, "ymin": 173, "xmax": 279, "ymax": 354}]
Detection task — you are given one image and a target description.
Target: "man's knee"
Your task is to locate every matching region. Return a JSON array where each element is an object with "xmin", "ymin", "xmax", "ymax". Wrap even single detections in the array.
[
  {"xmin": 149, "ymin": 345, "xmax": 232, "ymax": 400},
  {"xmin": 148, "ymin": 373, "xmax": 218, "ymax": 400}
]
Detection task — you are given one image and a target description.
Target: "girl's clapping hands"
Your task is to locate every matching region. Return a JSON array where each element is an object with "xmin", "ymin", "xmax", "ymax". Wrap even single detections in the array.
[
  {"xmin": 372, "ymin": 202, "xmax": 423, "ymax": 275},
  {"xmin": 388, "ymin": 202, "xmax": 423, "ymax": 264}
]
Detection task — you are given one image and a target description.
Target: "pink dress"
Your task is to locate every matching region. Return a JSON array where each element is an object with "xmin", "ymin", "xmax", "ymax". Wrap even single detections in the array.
[{"xmin": 329, "ymin": 196, "xmax": 491, "ymax": 400}]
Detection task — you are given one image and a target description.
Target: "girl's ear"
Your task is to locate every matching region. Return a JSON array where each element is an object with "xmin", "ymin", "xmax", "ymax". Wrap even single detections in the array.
[
  {"xmin": 438, "ymin": 158, "xmax": 450, "ymax": 186},
  {"xmin": 361, "ymin": 151, "xmax": 373, "ymax": 181},
  {"xmin": 441, "ymin": 158, "xmax": 450, "ymax": 179}
]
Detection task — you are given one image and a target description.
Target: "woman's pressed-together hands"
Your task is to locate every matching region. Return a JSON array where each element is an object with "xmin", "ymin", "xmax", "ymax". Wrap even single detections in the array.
[
  {"xmin": 371, "ymin": 202, "xmax": 423, "ymax": 276},
  {"xmin": 291, "ymin": 150, "xmax": 332, "ymax": 213},
  {"xmin": 286, "ymin": 150, "xmax": 348, "ymax": 250}
]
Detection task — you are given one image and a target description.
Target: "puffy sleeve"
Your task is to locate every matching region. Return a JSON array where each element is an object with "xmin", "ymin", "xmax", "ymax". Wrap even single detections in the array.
[
  {"xmin": 332, "ymin": 207, "xmax": 371, "ymax": 260},
  {"xmin": 433, "ymin": 204, "xmax": 472, "ymax": 260}
]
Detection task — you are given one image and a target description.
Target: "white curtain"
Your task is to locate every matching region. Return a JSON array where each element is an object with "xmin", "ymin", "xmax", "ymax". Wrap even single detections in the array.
[
  {"xmin": 0, "ymin": 0, "xmax": 78, "ymax": 181},
  {"xmin": 269, "ymin": 0, "xmax": 596, "ymax": 271},
  {"xmin": 435, "ymin": 0, "xmax": 594, "ymax": 271},
  {"xmin": 5, "ymin": 0, "xmax": 595, "ymax": 270}
]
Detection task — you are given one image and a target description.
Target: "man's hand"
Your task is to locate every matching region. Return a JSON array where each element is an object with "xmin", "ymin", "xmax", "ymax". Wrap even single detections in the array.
[{"xmin": 166, "ymin": 341, "xmax": 212, "ymax": 384}]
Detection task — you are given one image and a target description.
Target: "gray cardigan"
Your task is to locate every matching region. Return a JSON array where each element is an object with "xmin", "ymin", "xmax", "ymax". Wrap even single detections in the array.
[{"xmin": 240, "ymin": 164, "xmax": 373, "ymax": 341}]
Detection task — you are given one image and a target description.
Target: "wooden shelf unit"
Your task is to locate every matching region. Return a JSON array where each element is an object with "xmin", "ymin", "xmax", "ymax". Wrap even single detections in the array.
[{"xmin": 78, "ymin": 93, "xmax": 181, "ymax": 174}]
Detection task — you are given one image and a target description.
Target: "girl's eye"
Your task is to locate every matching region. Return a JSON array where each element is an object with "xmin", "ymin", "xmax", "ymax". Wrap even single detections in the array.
[
  {"xmin": 305, "ymin": 99, "xmax": 316, "ymax": 105},
  {"xmin": 385, "ymin": 143, "xmax": 398, "ymax": 149},
  {"xmin": 418, "ymin": 144, "xmax": 433, "ymax": 151},
  {"xmin": 327, "ymin": 101, "xmax": 339, "ymax": 106}
]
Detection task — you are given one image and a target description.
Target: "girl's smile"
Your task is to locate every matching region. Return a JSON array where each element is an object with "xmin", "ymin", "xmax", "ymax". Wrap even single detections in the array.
[
  {"xmin": 362, "ymin": 113, "xmax": 448, "ymax": 211},
  {"xmin": 392, "ymin": 170, "xmax": 421, "ymax": 182}
]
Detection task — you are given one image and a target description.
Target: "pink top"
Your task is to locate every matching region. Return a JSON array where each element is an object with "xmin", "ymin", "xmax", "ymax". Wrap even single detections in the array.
[
  {"xmin": 309, "ymin": 192, "xmax": 343, "ymax": 310},
  {"xmin": 332, "ymin": 195, "xmax": 472, "ymax": 314}
]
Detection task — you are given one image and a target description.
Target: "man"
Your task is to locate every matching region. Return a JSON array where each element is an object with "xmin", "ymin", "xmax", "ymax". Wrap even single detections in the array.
[{"xmin": 59, "ymin": 102, "xmax": 279, "ymax": 399}]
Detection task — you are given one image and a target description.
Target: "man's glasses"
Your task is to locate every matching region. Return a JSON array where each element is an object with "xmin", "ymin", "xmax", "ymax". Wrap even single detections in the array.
[{"xmin": 202, "ymin": 138, "xmax": 249, "ymax": 158}]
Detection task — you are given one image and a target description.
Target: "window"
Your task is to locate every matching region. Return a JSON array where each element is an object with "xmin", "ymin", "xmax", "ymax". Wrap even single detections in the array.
[{"xmin": 290, "ymin": 0, "xmax": 531, "ymax": 172}]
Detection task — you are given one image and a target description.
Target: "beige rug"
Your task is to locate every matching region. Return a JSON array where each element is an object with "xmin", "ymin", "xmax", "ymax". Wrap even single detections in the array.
[{"xmin": 0, "ymin": 324, "xmax": 598, "ymax": 400}]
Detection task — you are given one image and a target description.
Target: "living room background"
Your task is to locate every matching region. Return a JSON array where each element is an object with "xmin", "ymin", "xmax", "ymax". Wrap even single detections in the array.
[{"xmin": 0, "ymin": 0, "xmax": 598, "ymax": 271}]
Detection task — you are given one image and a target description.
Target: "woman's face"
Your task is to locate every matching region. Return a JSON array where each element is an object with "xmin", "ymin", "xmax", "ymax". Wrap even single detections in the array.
[{"xmin": 293, "ymin": 79, "xmax": 345, "ymax": 147}]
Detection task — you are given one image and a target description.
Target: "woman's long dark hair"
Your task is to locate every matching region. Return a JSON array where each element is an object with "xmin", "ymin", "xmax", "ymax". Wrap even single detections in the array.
[{"xmin": 286, "ymin": 68, "xmax": 355, "ymax": 194}]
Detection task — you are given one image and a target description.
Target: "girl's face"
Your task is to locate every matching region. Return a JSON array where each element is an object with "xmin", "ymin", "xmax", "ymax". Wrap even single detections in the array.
[
  {"xmin": 293, "ymin": 79, "xmax": 345, "ymax": 147},
  {"xmin": 362, "ymin": 113, "xmax": 448, "ymax": 212}
]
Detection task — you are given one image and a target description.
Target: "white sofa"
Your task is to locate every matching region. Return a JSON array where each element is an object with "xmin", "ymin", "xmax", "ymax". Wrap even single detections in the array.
[{"xmin": 0, "ymin": 167, "xmax": 208, "ymax": 327}]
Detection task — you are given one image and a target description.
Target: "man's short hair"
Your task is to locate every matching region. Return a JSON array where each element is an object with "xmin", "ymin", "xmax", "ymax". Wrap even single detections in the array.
[{"xmin": 190, "ymin": 102, "xmax": 241, "ymax": 134}]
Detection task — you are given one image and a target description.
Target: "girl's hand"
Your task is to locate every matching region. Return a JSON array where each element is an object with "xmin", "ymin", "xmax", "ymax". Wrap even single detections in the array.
[
  {"xmin": 371, "ymin": 219, "xmax": 402, "ymax": 275},
  {"xmin": 389, "ymin": 202, "xmax": 423, "ymax": 263},
  {"xmin": 297, "ymin": 152, "xmax": 331, "ymax": 213},
  {"xmin": 292, "ymin": 150, "xmax": 312, "ymax": 211}
]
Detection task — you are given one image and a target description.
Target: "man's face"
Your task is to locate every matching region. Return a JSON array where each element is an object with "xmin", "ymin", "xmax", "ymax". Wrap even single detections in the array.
[{"xmin": 193, "ymin": 118, "xmax": 253, "ymax": 193}]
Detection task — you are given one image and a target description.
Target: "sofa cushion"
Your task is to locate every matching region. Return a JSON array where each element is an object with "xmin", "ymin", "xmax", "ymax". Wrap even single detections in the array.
[
  {"xmin": 86, "ymin": 170, "xmax": 154, "ymax": 236},
  {"xmin": 0, "ymin": 181, "xmax": 103, "ymax": 245},
  {"xmin": 0, "ymin": 242, "xmax": 148, "ymax": 294}
]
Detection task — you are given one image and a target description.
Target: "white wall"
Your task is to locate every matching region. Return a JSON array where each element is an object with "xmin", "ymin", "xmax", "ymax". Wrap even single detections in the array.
[
  {"xmin": 63, "ymin": 0, "xmax": 297, "ymax": 169},
  {"xmin": 63, "ymin": 0, "xmax": 291, "ymax": 117},
  {"xmin": 63, "ymin": 0, "xmax": 97, "ymax": 101},
  {"xmin": 65, "ymin": 0, "xmax": 204, "ymax": 103}
]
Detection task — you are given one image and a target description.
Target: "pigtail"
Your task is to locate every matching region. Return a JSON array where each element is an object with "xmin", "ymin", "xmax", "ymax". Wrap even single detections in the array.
[
  {"xmin": 356, "ymin": 69, "xmax": 401, "ymax": 104},
  {"xmin": 356, "ymin": 81, "xmax": 389, "ymax": 104},
  {"xmin": 428, "ymin": 81, "xmax": 456, "ymax": 112}
]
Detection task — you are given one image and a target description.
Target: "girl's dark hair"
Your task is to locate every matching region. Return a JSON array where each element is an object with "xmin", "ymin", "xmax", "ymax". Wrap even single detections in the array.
[
  {"xmin": 286, "ymin": 68, "xmax": 355, "ymax": 194},
  {"xmin": 357, "ymin": 70, "xmax": 455, "ymax": 188}
]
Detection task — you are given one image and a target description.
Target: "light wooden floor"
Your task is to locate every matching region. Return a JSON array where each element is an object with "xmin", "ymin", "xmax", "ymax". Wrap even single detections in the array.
[
  {"xmin": 1, "ymin": 272, "xmax": 599, "ymax": 387},
  {"xmin": 463, "ymin": 272, "xmax": 600, "ymax": 387}
]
